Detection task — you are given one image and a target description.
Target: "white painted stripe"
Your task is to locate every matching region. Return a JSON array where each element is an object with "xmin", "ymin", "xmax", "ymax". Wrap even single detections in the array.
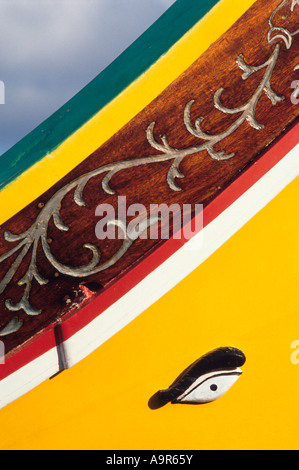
[
  {"xmin": 0, "ymin": 144, "xmax": 297, "ymax": 408},
  {"xmin": 63, "ymin": 144, "xmax": 299, "ymax": 368},
  {"xmin": 0, "ymin": 347, "xmax": 59, "ymax": 409}
]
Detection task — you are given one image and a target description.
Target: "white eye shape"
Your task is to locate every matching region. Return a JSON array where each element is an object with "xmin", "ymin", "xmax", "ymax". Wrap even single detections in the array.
[{"xmin": 175, "ymin": 369, "xmax": 242, "ymax": 404}]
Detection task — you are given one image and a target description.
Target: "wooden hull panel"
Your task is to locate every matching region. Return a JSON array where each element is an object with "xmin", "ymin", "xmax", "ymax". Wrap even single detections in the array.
[{"xmin": 0, "ymin": 0, "xmax": 298, "ymax": 449}]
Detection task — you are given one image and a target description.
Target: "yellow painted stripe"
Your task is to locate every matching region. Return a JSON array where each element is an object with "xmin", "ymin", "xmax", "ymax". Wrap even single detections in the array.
[
  {"xmin": 1, "ymin": 175, "xmax": 298, "ymax": 450},
  {"xmin": 0, "ymin": 0, "xmax": 256, "ymax": 225}
]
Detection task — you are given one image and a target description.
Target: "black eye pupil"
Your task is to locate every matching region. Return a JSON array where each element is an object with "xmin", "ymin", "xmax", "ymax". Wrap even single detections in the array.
[{"xmin": 210, "ymin": 384, "xmax": 217, "ymax": 391}]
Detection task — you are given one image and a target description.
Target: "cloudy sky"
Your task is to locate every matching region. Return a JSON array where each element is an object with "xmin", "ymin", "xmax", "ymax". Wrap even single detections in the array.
[{"xmin": 0, "ymin": 0, "xmax": 175, "ymax": 156}]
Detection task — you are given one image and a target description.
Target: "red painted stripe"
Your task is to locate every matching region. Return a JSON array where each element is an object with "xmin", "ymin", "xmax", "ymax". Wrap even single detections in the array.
[
  {"xmin": 0, "ymin": 324, "xmax": 57, "ymax": 380},
  {"xmin": 0, "ymin": 122, "xmax": 298, "ymax": 380},
  {"xmin": 61, "ymin": 121, "xmax": 299, "ymax": 339},
  {"xmin": 204, "ymin": 121, "xmax": 299, "ymax": 226}
]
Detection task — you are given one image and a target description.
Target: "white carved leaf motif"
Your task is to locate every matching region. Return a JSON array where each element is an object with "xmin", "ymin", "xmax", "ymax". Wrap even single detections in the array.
[
  {"xmin": 268, "ymin": 0, "xmax": 299, "ymax": 48},
  {"xmin": 0, "ymin": 0, "xmax": 296, "ymax": 335}
]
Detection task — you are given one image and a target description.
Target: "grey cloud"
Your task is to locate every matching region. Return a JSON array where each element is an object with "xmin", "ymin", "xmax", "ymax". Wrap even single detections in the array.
[{"xmin": 0, "ymin": 0, "xmax": 175, "ymax": 155}]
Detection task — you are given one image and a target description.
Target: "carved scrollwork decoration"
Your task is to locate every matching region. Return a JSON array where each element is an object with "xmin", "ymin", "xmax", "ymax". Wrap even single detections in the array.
[
  {"xmin": 0, "ymin": 0, "xmax": 297, "ymax": 335},
  {"xmin": 268, "ymin": 0, "xmax": 299, "ymax": 48}
]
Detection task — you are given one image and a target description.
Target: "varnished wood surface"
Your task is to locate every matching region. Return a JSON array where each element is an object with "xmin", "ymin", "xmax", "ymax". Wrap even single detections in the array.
[{"xmin": 0, "ymin": 0, "xmax": 298, "ymax": 356}]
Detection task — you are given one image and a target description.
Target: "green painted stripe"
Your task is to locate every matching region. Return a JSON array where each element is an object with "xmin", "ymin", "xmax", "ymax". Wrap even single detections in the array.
[{"xmin": 0, "ymin": 0, "xmax": 220, "ymax": 191}]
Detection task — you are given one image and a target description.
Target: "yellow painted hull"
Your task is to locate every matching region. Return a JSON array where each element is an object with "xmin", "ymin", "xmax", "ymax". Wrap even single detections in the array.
[{"xmin": 0, "ymin": 0, "xmax": 298, "ymax": 450}]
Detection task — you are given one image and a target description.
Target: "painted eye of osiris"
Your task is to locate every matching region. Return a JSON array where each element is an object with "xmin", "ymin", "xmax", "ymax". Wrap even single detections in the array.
[
  {"xmin": 148, "ymin": 346, "xmax": 246, "ymax": 409},
  {"xmin": 174, "ymin": 369, "xmax": 243, "ymax": 404}
]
